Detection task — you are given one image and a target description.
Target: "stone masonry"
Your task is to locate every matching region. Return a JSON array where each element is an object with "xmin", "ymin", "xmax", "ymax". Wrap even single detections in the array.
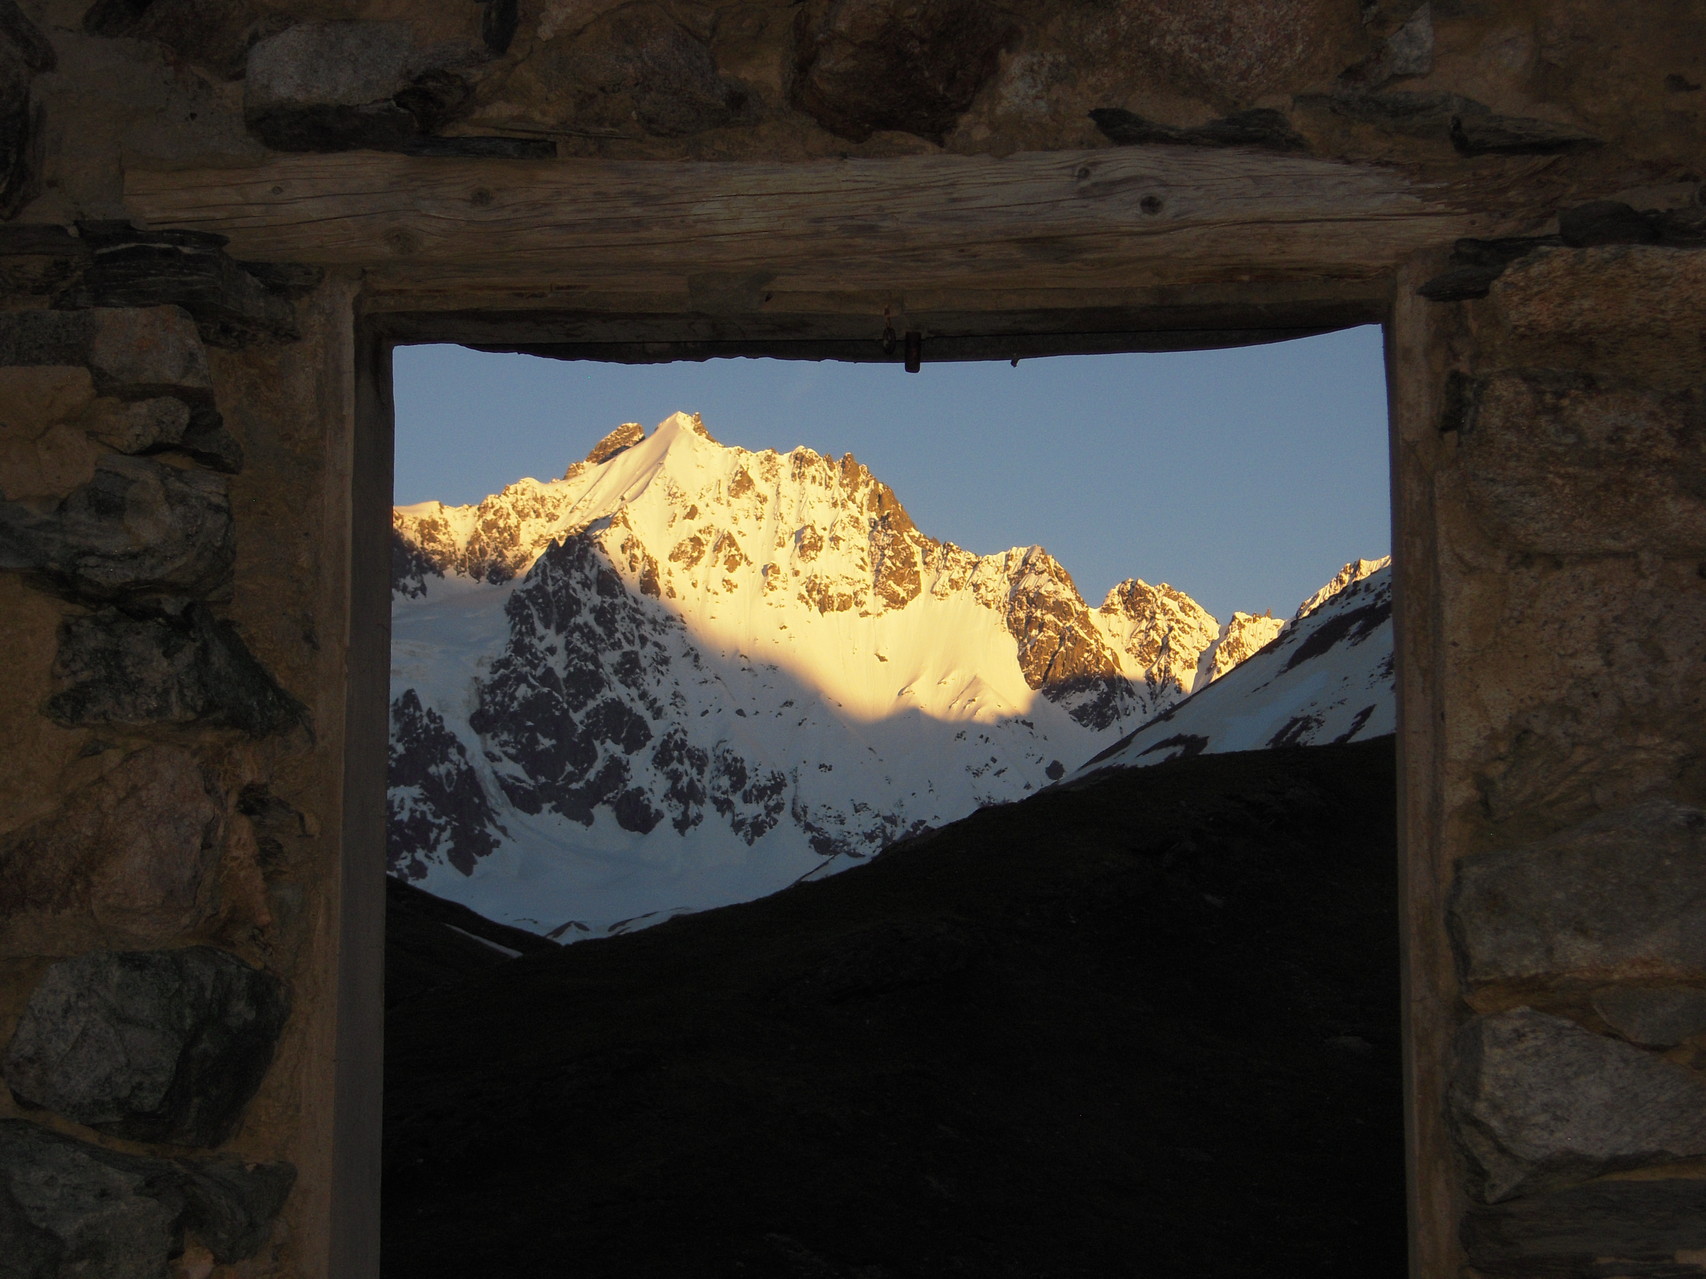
[{"xmin": 0, "ymin": 1, "xmax": 1701, "ymax": 1276}]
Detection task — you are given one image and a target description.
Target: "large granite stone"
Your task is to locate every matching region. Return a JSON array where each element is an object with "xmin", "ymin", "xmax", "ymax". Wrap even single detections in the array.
[
  {"xmin": 46, "ymin": 603, "xmax": 306, "ymax": 738},
  {"xmin": 792, "ymin": 0, "xmax": 1016, "ymax": 142},
  {"xmin": 1593, "ymin": 987, "xmax": 1706, "ymax": 1048},
  {"xmin": 86, "ymin": 395, "xmax": 243, "ymax": 475},
  {"xmin": 1463, "ymin": 1177, "xmax": 1706, "ymax": 1277},
  {"xmin": 513, "ymin": 3, "xmax": 743, "ymax": 140},
  {"xmin": 0, "ymin": 454, "xmax": 234, "ymax": 605},
  {"xmin": 1451, "ymin": 1008, "xmax": 1706, "ymax": 1202},
  {"xmin": 0, "ymin": 306, "xmax": 211, "ymax": 400},
  {"xmin": 244, "ymin": 20, "xmax": 478, "ymax": 151},
  {"xmin": 1450, "ymin": 800, "xmax": 1706, "ymax": 987},
  {"xmin": 0, "ymin": 744, "xmax": 224, "ymax": 956},
  {"xmin": 1456, "ymin": 371, "xmax": 1706, "ymax": 557},
  {"xmin": 3, "ymin": 947, "xmax": 290, "ymax": 1147},
  {"xmin": 0, "ymin": 1119, "xmax": 294, "ymax": 1273}
]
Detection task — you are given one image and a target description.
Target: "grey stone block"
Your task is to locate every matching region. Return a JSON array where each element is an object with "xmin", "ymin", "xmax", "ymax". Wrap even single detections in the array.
[
  {"xmin": 1593, "ymin": 987, "xmax": 1706, "ymax": 1048},
  {"xmin": 0, "ymin": 1121, "xmax": 177, "ymax": 1279},
  {"xmin": 1463, "ymin": 1177, "xmax": 1706, "ymax": 1277},
  {"xmin": 0, "ymin": 1120, "xmax": 294, "ymax": 1273},
  {"xmin": 46, "ymin": 603, "xmax": 307, "ymax": 738},
  {"xmin": 3, "ymin": 948, "xmax": 290, "ymax": 1147},
  {"xmin": 0, "ymin": 306, "xmax": 211, "ymax": 399},
  {"xmin": 0, "ymin": 454, "xmax": 234, "ymax": 605},
  {"xmin": 1451, "ymin": 1008, "xmax": 1706, "ymax": 1202},
  {"xmin": 246, "ymin": 21, "xmax": 416, "ymax": 113},
  {"xmin": 1450, "ymin": 799, "xmax": 1706, "ymax": 986}
]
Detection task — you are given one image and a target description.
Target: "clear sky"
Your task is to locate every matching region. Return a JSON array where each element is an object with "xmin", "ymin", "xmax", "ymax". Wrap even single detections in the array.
[{"xmin": 392, "ymin": 326, "xmax": 1390, "ymax": 622}]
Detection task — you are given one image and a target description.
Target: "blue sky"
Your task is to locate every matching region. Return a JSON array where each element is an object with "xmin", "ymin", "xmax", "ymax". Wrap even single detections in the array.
[{"xmin": 393, "ymin": 326, "xmax": 1390, "ymax": 622}]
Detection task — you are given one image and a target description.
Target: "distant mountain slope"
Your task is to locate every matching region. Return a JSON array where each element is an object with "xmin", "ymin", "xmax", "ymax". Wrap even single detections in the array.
[
  {"xmin": 388, "ymin": 413, "xmax": 1295, "ymax": 939},
  {"xmin": 382, "ymin": 738, "xmax": 1404, "ymax": 1279},
  {"xmin": 1076, "ymin": 558, "xmax": 1393, "ymax": 777}
]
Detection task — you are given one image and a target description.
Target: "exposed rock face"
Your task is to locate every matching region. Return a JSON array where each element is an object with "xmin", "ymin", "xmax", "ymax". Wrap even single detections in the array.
[
  {"xmin": 0, "ymin": 745, "xmax": 224, "ymax": 956},
  {"xmin": 1450, "ymin": 1008, "xmax": 1706, "ymax": 1202},
  {"xmin": 1078, "ymin": 562, "xmax": 1393, "ymax": 776},
  {"xmin": 792, "ymin": 0, "xmax": 1018, "ymax": 142},
  {"xmin": 388, "ymin": 688, "xmax": 502, "ymax": 878},
  {"xmin": 47, "ymin": 603, "xmax": 305, "ymax": 737},
  {"xmin": 245, "ymin": 21, "xmax": 428, "ymax": 152},
  {"xmin": 1450, "ymin": 800, "xmax": 1706, "ymax": 987},
  {"xmin": 0, "ymin": 1119, "xmax": 294, "ymax": 1271},
  {"xmin": 1197, "ymin": 610, "xmax": 1284, "ymax": 684},
  {"xmin": 3, "ymin": 947, "xmax": 290, "ymax": 1147}
]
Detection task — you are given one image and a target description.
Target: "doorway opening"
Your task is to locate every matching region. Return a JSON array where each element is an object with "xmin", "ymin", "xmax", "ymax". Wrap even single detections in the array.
[{"xmin": 376, "ymin": 330, "xmax": 1403, "ymax": 1277}]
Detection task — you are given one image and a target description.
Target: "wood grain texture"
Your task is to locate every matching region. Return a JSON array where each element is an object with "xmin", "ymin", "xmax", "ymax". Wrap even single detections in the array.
[{"xmin": 126, "ymin": 149, "xmax": 1492, "ymax": 301}]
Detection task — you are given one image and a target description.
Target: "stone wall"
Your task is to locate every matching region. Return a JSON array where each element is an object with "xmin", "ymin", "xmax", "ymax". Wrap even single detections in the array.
[{"xmin": 0, "ymin": 1, "xmax": 1702, "ymax": 1276}]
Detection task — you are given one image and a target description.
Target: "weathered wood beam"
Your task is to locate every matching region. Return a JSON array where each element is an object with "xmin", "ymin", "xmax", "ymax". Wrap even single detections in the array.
[{"xmin": 126, "ymin": 149, "xmax": 1496, "ymax": 303}]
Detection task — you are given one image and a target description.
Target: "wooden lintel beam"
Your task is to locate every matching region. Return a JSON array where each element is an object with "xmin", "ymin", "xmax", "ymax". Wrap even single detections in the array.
[{"xmin": 125, "ymin": 149, "xmax": 1491, "ymax": 299}]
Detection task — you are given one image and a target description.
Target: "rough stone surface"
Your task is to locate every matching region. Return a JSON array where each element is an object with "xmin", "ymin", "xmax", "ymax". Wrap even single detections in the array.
[
  {"xmin": 1451, "ymin": 1008, "xmax": 1706, "ymax": 1202},
  {"xmin": 0, "ymin": 1119, "xmax": 178, "ymax": 1279},
  {"xmin": 1593, "ymin": 987, "xmax": 1706, "ymax": 1048},
  {"xmin": 3, "ymin": 947, "xmax": 290, "ymax": 1147},
  {"xmin": 0, "ymin": 744, "xmax": 224, "ymax": 956},
  {"xmin": 510, "ymin": 3, "xmax": 743, "ymax": 140},
  {"xmin": 1454, "ymin": 371, "xmax": 1706, "ymax": 556},
  {"xmin": 47, "ymin": 603, "xmax": 306, "ymax": 737},
  {"xmin": 1489, "ymin": 247, "xmax": 1706, "ymax": 388},
  {"xmin": 83, "ymin": 0, "xmax": 285, "ymax": 81},
  {"xmin": 1113, "ymin": 0, "xmax": 1355, "ymax": 102},
  {"xmin": 66, "ymin": 224, "xmax": 299, "ymax": 350},
  {"xmin": 1450, "ymin": 799, "xmax": 1706, "ymax": 987},
  {"xmin": 1463, "ymin": 1178, "xmax": 1706, "ymax": 1277},
  {"xmin": 0, "ymin": 306, "xmax": 215, "ymax": 404},
  {"xmin": 0, "ymin": 453, "xmax": 234, "ymax": 605},
  {"xmin": 246, "ymin": 21, "xmax": 418, "ymax": 115},
  {"xmin": 85, "ymin": 395, "xmax": 244, "ymax": 476},
  {"xmin": 793, "ymin": 0, "xmax": 1016, "ymax": 143},
  {"xmin": 0, "ymin": 1119, "xmax": 294, "ymax": 1272}
]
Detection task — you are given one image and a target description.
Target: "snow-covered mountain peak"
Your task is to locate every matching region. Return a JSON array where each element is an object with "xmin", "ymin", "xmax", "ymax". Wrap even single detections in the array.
[
  {"xmin": 1294, "ymin": 556, "xmax": 1391, "ymax": 622},
  {"xmin": 389, "ymin": 412, "xmax": 1380, "ymax": 941}
]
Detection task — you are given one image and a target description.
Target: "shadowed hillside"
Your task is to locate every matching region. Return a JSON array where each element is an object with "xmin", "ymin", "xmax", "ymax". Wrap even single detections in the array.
[{"xmin": 382, "ymin": 738, "xmax": 1403, "ymax": 1278}]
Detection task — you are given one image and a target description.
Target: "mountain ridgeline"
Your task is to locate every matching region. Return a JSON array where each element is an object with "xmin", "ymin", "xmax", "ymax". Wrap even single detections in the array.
[{"xmin": 388, "ymin": 413, "xmax": 1383, "ymax": 939}]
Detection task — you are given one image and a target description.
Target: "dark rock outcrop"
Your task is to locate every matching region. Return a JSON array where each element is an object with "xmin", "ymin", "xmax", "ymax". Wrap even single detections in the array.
[
  {"xmin": 0, "ymin": 453, "xmax": 234, "ymax": 605},
  {"xmin": 388, "ymin": 689, "xmax": 502, "ymax": 878},
  {"xmin": 0, "ymin": 1119, "xmax": 294, "ymax": 1269},
  {"xmin": 48, "ymin": 603, "xmax": 307, "ymax": 737},
  {"xmin": 792, "ymin": 0, "xmax": 1017, "ymax": 142},
  {"xmin": 4, "ymin": 947, "xmax": 290, "ymax": 1147}
]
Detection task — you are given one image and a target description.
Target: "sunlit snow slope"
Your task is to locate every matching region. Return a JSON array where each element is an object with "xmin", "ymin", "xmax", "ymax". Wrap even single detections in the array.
[
  {"xmin": 1073, "ymin": 559, "xmax": 1394, "ymax": 779},
  {"xmin": 389, "ymin": 413, "xmax": 1298, "ymax": 940}
]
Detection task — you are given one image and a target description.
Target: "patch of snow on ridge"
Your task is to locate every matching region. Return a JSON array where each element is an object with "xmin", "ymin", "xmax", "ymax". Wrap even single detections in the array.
[{"xmin": 1072, "ymin": 560, "xmax": 1394, "ymax": 779}]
